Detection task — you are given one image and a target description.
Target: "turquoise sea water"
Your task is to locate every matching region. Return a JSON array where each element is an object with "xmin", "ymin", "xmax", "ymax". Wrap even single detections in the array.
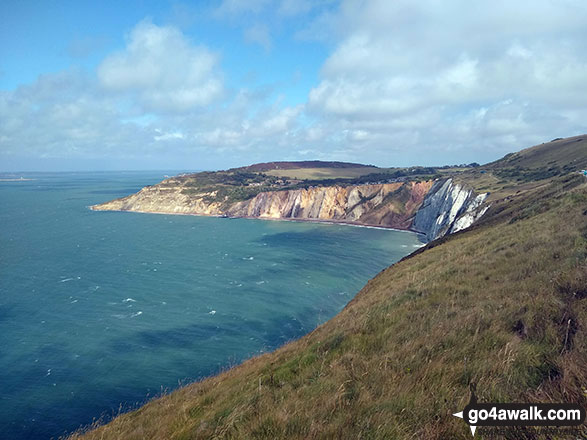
[{"xmin": 0, "ymin": 172, "xmax": 423, "ymax": 439}]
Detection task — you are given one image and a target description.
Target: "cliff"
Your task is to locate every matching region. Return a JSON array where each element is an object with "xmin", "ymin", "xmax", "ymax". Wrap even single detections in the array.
[
  {"xmin": 411, "ymin": 178, "xmax": 489, "ymax": 241},
  {"xmin": 92, "ymin": 181, "xmax": 225, "ymax": 216},
  {"xmin": 93, "ymin": 176, "xmax": 491, "ymax": 241},
  {"xmin": 92, "ymin": 180, "xmax": 435, "ymax": 228},
  {"xmin": 226, "ymin": 181, "xmax": 434, "ymax": 229}
]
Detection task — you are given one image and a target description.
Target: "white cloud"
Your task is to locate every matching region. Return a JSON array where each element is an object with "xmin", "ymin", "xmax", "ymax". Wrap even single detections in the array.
[
  {"xmin": 97, "ymin": 21, "xmax": 223, "ymax": 112},
  {"xmin": 244, "ymin": 24, "xmax": 272, "ymax": 51},
  {"xmin": 0, "ymin": 70, "xmax": 152, "ymax": 159},
  {"xmin": 258, "ymin": 105, "xmax": 302, "ymax": 134},
  {"xmin": 215, "ymin": 0, "xmax": 271, "ymax": 16},
  {"xmin": 1, "ymin": 20, "xmax": 310, "ymax": 169},
  {"xmin": 278, "ymin": 0, "xmax": 313, "ymax": 17},
  {"xmin": 507, "ymin": 43, "xmax": 532, "ymax": 59},
  {"xmin": 154, "ymin": 129, "xmax": 185, "ymax": 141},
  {"xmin": 302, "ymin": 0, "xmax": 587, "ymax": 163}
]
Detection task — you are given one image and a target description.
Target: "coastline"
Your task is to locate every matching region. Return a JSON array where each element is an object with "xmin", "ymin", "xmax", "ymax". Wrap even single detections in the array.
[{"xmin": 88, "ymin": 205, "xmax": 427, "ymax": 238}]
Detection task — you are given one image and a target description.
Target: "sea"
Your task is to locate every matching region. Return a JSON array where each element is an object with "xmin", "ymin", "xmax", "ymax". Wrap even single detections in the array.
[{"xmin": 0, "ymin": 171, "xmax": 424, "ymax": 439}]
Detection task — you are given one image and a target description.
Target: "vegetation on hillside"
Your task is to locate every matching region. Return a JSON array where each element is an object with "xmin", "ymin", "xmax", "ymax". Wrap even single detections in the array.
[
  {"xmin": 237, "ymin": 161, "xmax": 378, "ymax": 172},
  {"xmin": 486, "ymin": 136, "xmax": 587, "ymax": 183},
  {"xmin": 69, "ymin": 139, "xmax": 587, "ymax": 439},
  {"xmin": 176, "ymin": 165, "xmax": 442, "ymax": 208}
]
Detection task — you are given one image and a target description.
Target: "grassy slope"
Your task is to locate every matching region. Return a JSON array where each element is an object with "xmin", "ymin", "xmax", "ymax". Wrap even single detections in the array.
[
  {"xmin": 71, "ymin": 142, "xmax": 587, "ymax": 440},
  {"xmin": 489, "ymin": 135, "xmax": 587, "ymax": 170},
  {"xmin": 239, "ymin": 161, "xmax": 377, "ymax": 172},
  {"xmin": 485, "ymin": 136, "xmax": 587, "ymax": 185},
  {"xmin": 263, "ymin": 167, "xmax": 379, "ymax": 180},
  {"xmin": 446, "ymin": 137, "xmax": 587, "ymax": 204}
]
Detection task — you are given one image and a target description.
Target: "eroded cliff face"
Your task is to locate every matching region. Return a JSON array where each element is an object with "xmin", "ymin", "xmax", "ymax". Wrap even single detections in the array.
[
  {"xmin": 227, "ymin": 181, "xmax": 433, "ymax": 229},
  {"xmin": 92, "ymin": 181, "xmax": 434, "ymax": 229},
  {"xmin": 91, "ymin": 183, "xmax": 225, "ymax": 215},
  {"xmin": 411, "ymin": 178, "xmax": 489, "ymax": 241},
  {"xmin": 92, "ymin": 177, "xmax": 489, "ymax": 240}
]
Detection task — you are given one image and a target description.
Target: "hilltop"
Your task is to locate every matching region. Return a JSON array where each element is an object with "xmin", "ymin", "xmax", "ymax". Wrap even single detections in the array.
[
  {"xmin": 75, "ymin": 136, "xmax": 587, "ymax": 439},
  {"xmin": 237, "ymin": 160, "xmax": 377, "ymax": 172}
]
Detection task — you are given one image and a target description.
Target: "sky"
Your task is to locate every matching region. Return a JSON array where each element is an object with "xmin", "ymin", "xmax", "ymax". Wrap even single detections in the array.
[{"xmin": 1, "ymin": 0, "xmax": 586, "ymax": 171}]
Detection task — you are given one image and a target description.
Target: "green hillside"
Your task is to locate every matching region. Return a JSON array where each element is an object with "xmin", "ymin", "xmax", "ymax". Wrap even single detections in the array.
[
  {"xmin": 485, "ymin": 135, "xmax": 587, "ymax": 184},
  {"xmin": 174, "ymin": 163, "xmax": 439, "ymax": 209},
  {"xmin": 490, "ymin": 135, "xmax": 587, "ymax": 171},
  {"xmin": 69, "ymin": 137, "xmax": 587, "ymax": 439},
  {"xmin": 237, "ymin": 161, "xmax": 377, "ymax": 172}
]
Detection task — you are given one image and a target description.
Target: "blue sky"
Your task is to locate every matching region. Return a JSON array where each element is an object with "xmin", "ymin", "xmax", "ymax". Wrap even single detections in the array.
[{"xmin": 1, "ymin": 0, "xmax": 586, "ymax": 171}]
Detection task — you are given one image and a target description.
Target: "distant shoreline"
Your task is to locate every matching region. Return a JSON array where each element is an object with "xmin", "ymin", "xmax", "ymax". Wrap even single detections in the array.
[{"xmin": 88, "ymin": 205, "xmax": 426, "ymax": 238}]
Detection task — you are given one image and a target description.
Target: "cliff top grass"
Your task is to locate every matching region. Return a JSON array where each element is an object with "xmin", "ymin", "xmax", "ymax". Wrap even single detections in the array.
[
  {"xmin": 174, "ymin": 164, "xmax": 442, "ymax": 207},
  {"xmin": 262, "ymin": 166, "xmax": 380, "ymax": 180},
  {"xmin": 237, "ymin": 160, "xmax": 377, "ymax": 172},
  {"xmin": 69, "ymin": 138, "xmax": 587, "ymax": 439}
]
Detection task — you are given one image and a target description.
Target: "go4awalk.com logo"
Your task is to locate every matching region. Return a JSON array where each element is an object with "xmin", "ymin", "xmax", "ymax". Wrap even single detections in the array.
[{"xmin": 452, "ymin": 385, "xmax": 585, "ymax": 436}]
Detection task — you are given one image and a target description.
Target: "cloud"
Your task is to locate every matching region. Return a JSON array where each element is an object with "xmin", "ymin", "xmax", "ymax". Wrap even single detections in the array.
[
  {"xmin": 97, "ymin": 20, "xmax": 224, "ymax": 112},
  {"xmin": 154, "ymin": 129, "xmax": 185, "ymax": 141},
  {"xmin": 0, "ymin": 70, "xmax": 154, "ymax": 159},
  {"xmin": 302, "ymin": 0, "xmax": 587, "ymax": 163},
  {"xmin": 278, "ymin": 0, "xmax": 314, "ymax": 17},
  {"xmin": 0, "ymin": 66, "xmax": 305, "ymax": 169},
  {"xmin": 215, "ymin": 0, "xmax": 271, "ymax": 16},
  {"xmin": 1, "ymin": 19, "xmax": 309, "ymax": 170},
  {"xmin": 244, "ymin": 23, "xmax": 272, "ymax": 51},
  {"xmin": 257, "ymin": 105, "xmax": 302, "ymax": 135}
]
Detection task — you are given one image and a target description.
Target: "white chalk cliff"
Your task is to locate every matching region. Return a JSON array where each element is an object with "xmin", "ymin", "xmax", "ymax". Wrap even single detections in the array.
[{"xmin": 411, "ymin": 178, "xmax": 489, "ymax": 241}]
